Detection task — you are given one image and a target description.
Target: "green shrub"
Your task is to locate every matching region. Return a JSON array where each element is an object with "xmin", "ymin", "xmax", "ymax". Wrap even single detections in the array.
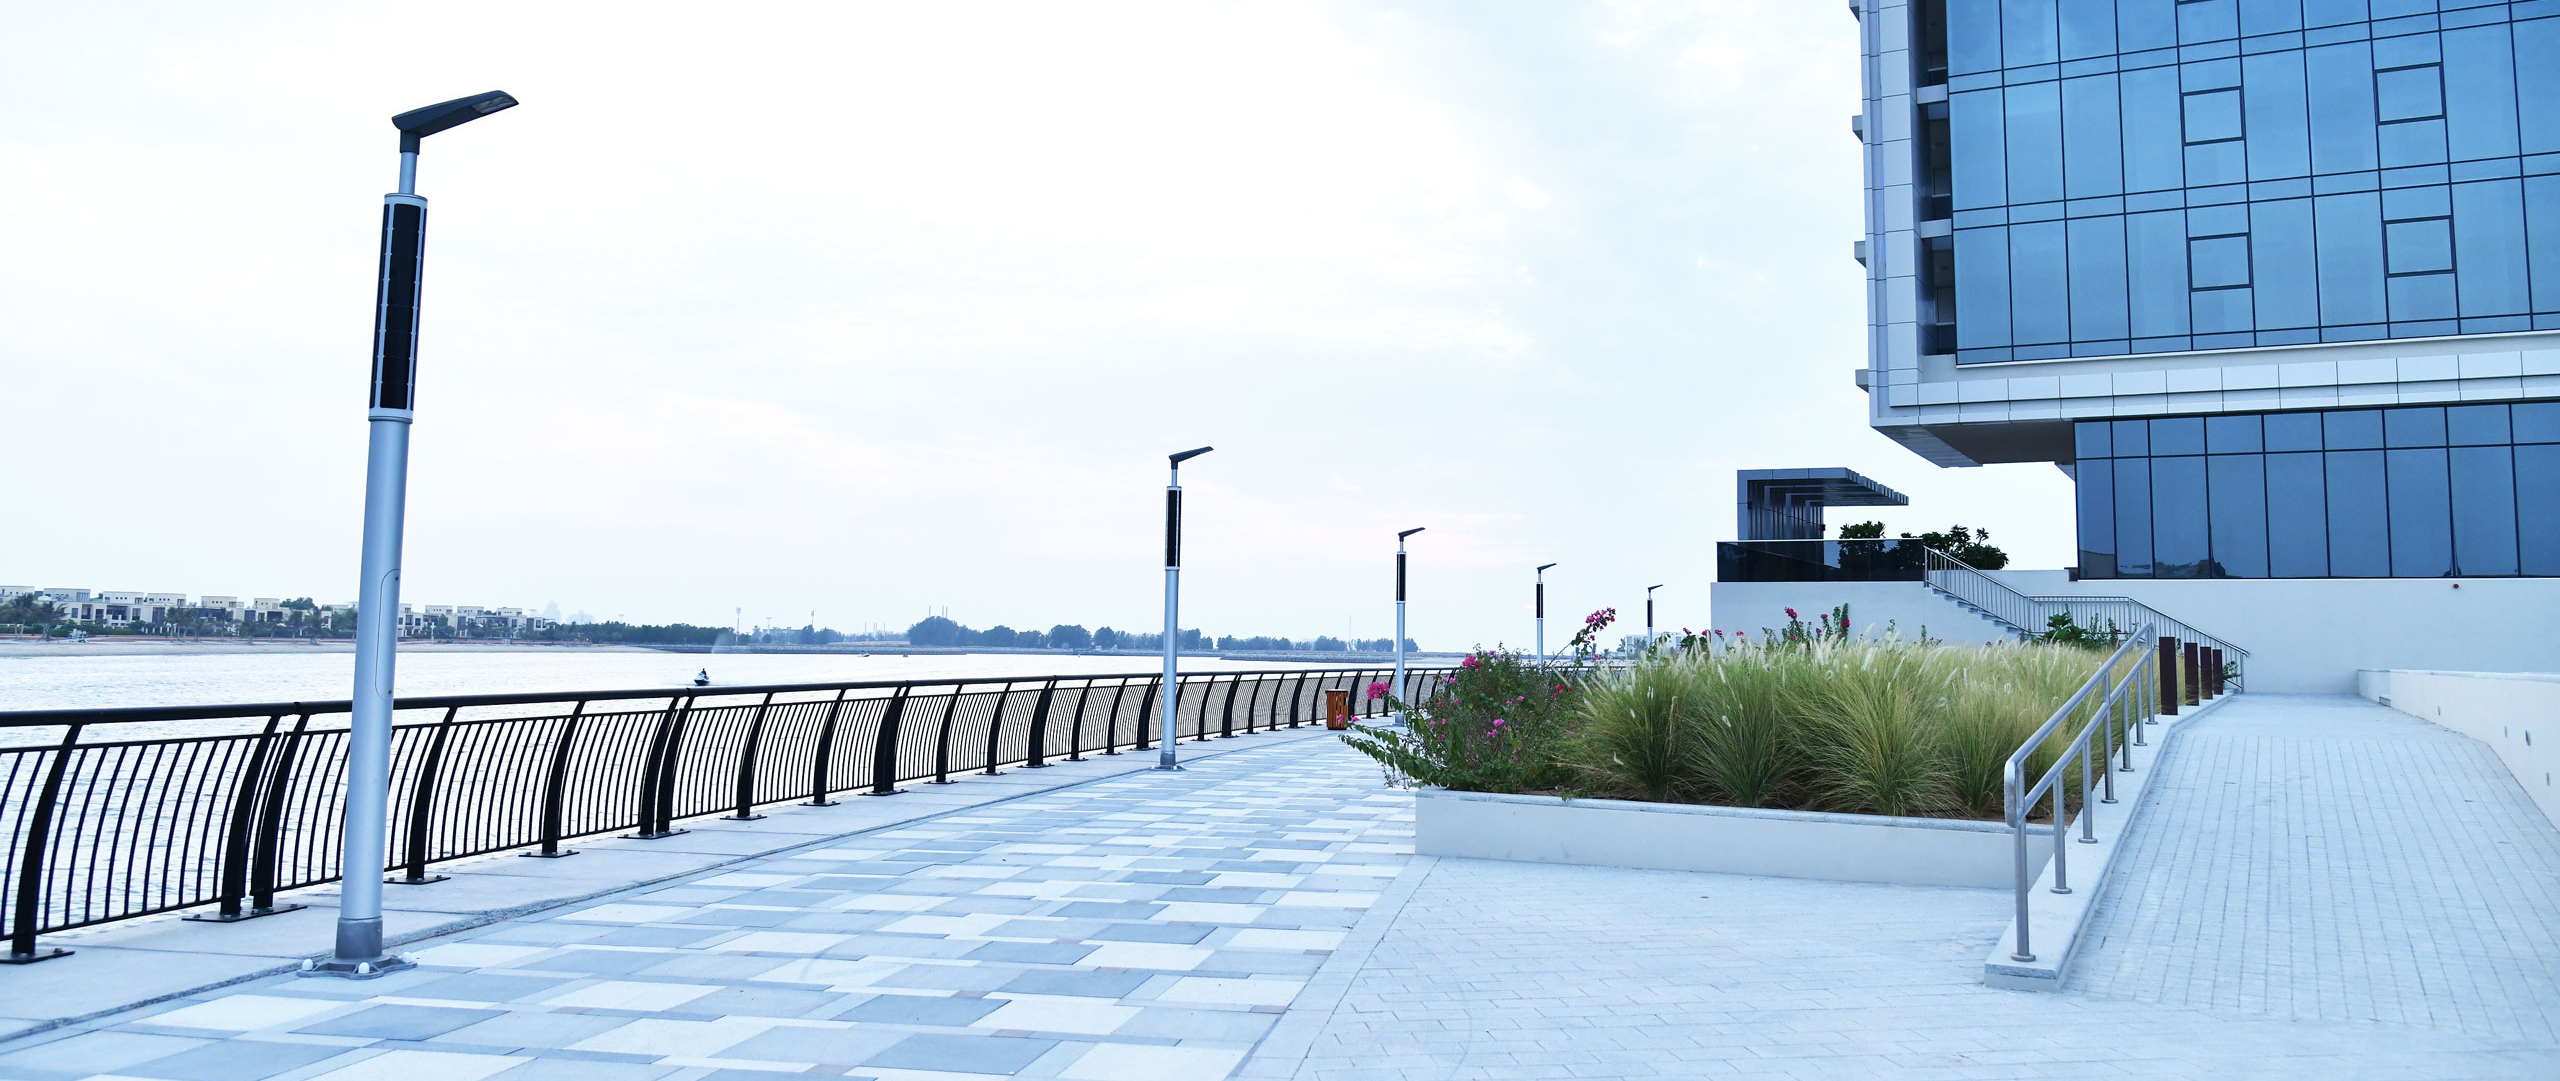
[
  {"xmin": 1568, "ymin": 656, "xmax": 1702, "ymax": 802},
  {"xmin": 1339, "ymin": 647, "xmax": 1577, "ymax": 794}
]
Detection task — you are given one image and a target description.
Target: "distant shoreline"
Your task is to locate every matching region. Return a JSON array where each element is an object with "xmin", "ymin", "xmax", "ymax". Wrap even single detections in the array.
[{"xmin": 0, "ymin": 637, "xmax": 1467, "ymax": 663}]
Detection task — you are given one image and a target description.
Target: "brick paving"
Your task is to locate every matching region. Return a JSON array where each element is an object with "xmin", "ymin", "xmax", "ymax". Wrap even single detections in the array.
[{"xmin": 2, "ymin": 696, "xmax": 2554, "ymax": 1081}]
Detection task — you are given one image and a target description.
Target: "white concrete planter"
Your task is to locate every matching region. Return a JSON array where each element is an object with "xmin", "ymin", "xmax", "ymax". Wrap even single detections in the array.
[{"xmin": 1415, "ymin": 787, "xmax": 2050, "ymax": 889}]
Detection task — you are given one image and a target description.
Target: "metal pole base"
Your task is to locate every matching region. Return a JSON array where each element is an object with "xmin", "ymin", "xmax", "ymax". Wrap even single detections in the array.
[
  {"xmin": 621, "ymin": 828, "xmax": 690, "ymax": 839},
  {"xmin": 2010, "ymin": 951, "xmax": 2036, "ymax": 963},
  {"xmin": 1023, "ymin": 762, "xmax": 1052, "ymax": 768},
  {"xmin": 722, "ymin": 812, "xmax": 767, "ymax": 821},
  {"xmin": 1153, "ymin": 763, "xmax": 1185, "ymax": 771},
  {"xmin": 385, "ymin": 873, "xmax": 449, "ymax": 885},
  {"xmin": 861, "ymin": 788, "xmax": 906, "ymax": 797},
  {"xmin": 1, "ymin": 947, "xmax": 71, "ymax": 965},
  {"xmin": 805, "ymin": 797, "xmax": 839, "ymax": 807},
  {"xmin": 517, "ymin": 848, "xmax": 578, "ymax": 859},
  {"xmin": 184, "ymin": 903, "xmax": 307, "ymax": 924},
  {"xmin": 299, "ymin": 954, "xmax": 416, "ymax": 980}
]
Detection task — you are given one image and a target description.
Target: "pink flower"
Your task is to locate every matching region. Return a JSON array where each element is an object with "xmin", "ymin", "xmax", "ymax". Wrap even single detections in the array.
[
  {"xmin": 1461, "ymin": 655, "xmax": 1481, "ymax": 669},
  {"xmin": 1366, "ymin": 681, "xmax": 1390, "ymax": 700},
  {"xmin": 1785, "ymin": 607, "xmax": 1798, "ymax": 620}
]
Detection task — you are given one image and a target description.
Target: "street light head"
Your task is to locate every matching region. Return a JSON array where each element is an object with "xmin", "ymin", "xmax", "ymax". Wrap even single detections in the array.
[
  {"xmin": 1168, "ymin": 446, "xmax": 1214, "ymax": 465},
  {"xmin": 1398, "ymin": 527, "xmax": 1426, "ymax": 539},
  {"xmin": 1536, "ymin": 562, "xmax": 1558, "ymax": 572},
  {"xmin": 393, "ymin": 91, "xmax": 519, "ymax": 150},
  {"xmin": 1648, "ymin": 583, "xmax": 1666, "ymax": 592}
]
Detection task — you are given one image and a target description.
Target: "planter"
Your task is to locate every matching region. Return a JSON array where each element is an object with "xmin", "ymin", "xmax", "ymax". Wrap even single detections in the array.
[{"xmin": 1414, "ymin": 787, "xmax": 2051, "ymax": 890}]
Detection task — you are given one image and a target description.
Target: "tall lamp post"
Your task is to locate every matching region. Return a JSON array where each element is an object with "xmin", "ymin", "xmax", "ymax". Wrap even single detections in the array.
[
  {"xmin": 1393, "ymin": 527, "xmax": 1423, "ymax": 724},
  {"xmin": 314, "ymin": 91, "xmax": 517, "ymax": 980},
  {"xmin": 1645, "ymin": 584, "xmax": 1665, "ymax": 644},
  {"xmin": 1534, "ymin": 562, "xmax": 1557, "ymax": 667},
  {"xmin": 1159, "ymin": 447, "xmax": 1212, "ymax": 769}
]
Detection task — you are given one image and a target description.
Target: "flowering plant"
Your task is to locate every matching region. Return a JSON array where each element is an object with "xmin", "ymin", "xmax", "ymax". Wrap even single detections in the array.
[{"xmin": 1339, "ymin": 646, "xmax": 1578, "ymax": 793}]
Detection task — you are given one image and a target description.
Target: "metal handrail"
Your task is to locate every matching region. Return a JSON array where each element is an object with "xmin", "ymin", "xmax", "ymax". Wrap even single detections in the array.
[
  {"xmin": 1921, "ymin": 550, "xmax": 2250, "ymax": 681},
  {"xmin": 2003, "ymin": 624, "xmax": 2158, "ymax": 964},
  {"xmin": 0, "ymin": 664, "xmax": 1447, "ymax": 960}
]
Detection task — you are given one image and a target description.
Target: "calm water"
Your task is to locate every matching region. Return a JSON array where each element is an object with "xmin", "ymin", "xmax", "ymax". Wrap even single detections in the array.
[{"xmin": 0, "ymin": 649, "xmax": 1336, "ymax": 714}]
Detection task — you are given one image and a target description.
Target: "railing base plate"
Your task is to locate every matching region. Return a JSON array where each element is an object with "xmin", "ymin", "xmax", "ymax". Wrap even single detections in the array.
[
  {"xmin": 806, "ymin": 798, "xmax": 838, "ymax": 807},
  {"xmin": 1023, "ymin": 762, "xmax": 1051, "ymax": 768},
  {"xmin": 0, "ymin": 947, "xmax": 71, "ymax": 965},
  {"xmin": 184, "ymin": 903, "xmax": 306, "ymax": 924},
  {"xmin": 299, "ymin": 954, "xmax": 417, "ymax": 980},
  {"xmin": 861, "ymin": 788, "xmax": 905, "ymax": 797},
  {"xmin": 385, "ymin": 873, "xmax": 450, "ymax": 885},
  {"xmin": 723, "ymin": 813, "xmax": 766, "ymax": 821},
  {"xmin": 518, "ymin": 848, "xmax": 578, "ymax": 859},
  {"xmin": 622, "ymin": 829, "xmax": 690, "ymax": 840}
]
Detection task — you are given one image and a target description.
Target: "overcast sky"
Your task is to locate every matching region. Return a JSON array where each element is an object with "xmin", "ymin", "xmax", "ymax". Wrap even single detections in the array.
[{"xmin": 1, "ymin": 0, "xmax": 2074, "ymax": 649}]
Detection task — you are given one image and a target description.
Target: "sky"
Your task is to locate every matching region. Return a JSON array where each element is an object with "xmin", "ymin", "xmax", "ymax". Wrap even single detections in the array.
[{"xmin": 0, "ymin": 0, "xmax": 2076, "ymax": 650}]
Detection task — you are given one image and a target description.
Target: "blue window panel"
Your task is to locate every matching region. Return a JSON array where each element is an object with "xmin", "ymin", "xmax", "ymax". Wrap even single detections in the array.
[
  {"xmin": 2115, "ymin": 457, "xmax": 2156, "ymax": 576},
  {"xmin": 2190, "ymin": 234, "xmax": 2254, "ymax": 286},
  {"xmin": 2193, "ymin": 285, "xmax": 2256, "ymax": 331},
  {"xmin": 2115, "ymin": 418, "xmax": 2153, "ymax": 456},
  {"xmin": 2208, "ymin": 413, "xmax": 2265, "ymax": 452},
  {"xmin": 2153, "ymin": 455, "xmax": 2213, "ymax": 577},
  {"xmin": 2076, "ymin": 420, "xmax": 2114, "ymax": 457},
  {"xmin": 2326, "ymin": 409, "xmax": 2385, "ymax": 448},
  {"xmin": 2267, "ymin": 410, "xmax": 2325, "ymax": 450},
  {"xmin": 2128, "ymin": 210, "xmax": 2194, "ymax": 334},
  {"xmin": 1955, "ymin": 228, "xmax": 2015, "ymax": 348},
  {"xmin": 2010, "ymin": 221, "xmax": 2072, "ymax": 344},
  {"xmin": 2385, "ymin": 406, "xmax": 2447, "ymax": 447},
  {"xmin": 2518, "ymin": 444, "xmax": 2560, "ymax": 574},
  {"xmin": 2185, "ymin": 57, "xmax": 2244, "ymax": 91},
  {"xmin": 2314, "ymin": 193, "xmax": 2388, "ymax": 325},
  {"xmin": 2122, "ymin": 0, "xmax": 2182, "ymax": 51},
  {"xmin": 2153, "ymin": 416, "xmax": 2209, "ymax": 454},
  {"xmin": 2078, "ymin": 456, "xmax": 2118, "ymax": 577},
  {"xmin": 2527, "ymin": 176, "xmax": 2560, "ymax": 316},
  {"xmin": 2067, "ymin": 216, "xmax": 2133, "ymax": 339},
  {"xmin": 2062, "ymin": 0, "xmax": 2121, "ymax": 58},
  {"xmin": 2520, "ymin": 17, "xmax": 2560, "ymax": 155},
  {"xmin": 2250, "ymin": 198, "xmax": 2320, "ymax": 327},
  {"xmin": 2380, "ymin": 118, "xmax": 2449, "ymax": 167},
  {"xmin": 2450, "ymin": 446, "xmax": 2521, "ymax": 576},
  {"xmin": 2387, "ymin": 448, "xmax": 2454, "ymax": 577},
  {"xmin": 2188, "ymin": 140, "xmax": 2250, "ymax": 186},
  {"xmin": 2371, "ymin": 30, "xmax": 2441, "ymax": 70},
  {"xmin": 2302, "ymin": 0, "xmax": 2368, "ymax": 29},
  {"xmin": 2185, "ymin": 88, "xmax": 2247, "ymax": 142},
  {"xmin": 2182, "ymin": 0, "xmax": 2241, "ymax": 43},
  {"xmin": 2447, "ymin": 404, "xmax": 2510, "ymax": 446},
  {"xmin": 2063, "ymin": 76, "xmax": 2126, "ymax": 198},
  {"xmin": 2267, "ymin": 451, "xmax": 2330, "ymax": 575},
  {"xmin": 2376, "ymin": 66, "xmax": 2444, "ymax": 123},
  {"xmin": 2385, "ymin": 217, "xmax": 2453, "ymax": 272},
  {"xmin": 2326, "ymin": 450, "xmax": 2392, "ymax": 576},
  {"xmin": 1950, "ymin": 0, "xmax": 2007, "ymax": 76},
  {"xmin": 2243, "ymin": 52, "xmax": 2312, "ymax": 180},
  {"xmin": 2188, "ymin": 200, "xmax": 2250, "ymax": 236},
  {"xmin": 2388, "ymin": 272, "xmax": 2458, "ymax": 320},
  {"xmin": 2305, "ymin": 43, "xmax": 2380, "ymax": 173},
  {"xmin": 2004, "ymin": 0, "xmax": 2061, "ymax": 67},
  {"xmin": 2006, "ymin": 83, "xmax": 2067, "ymax": 205},
  {"xmin": 2518, "ymin": 402, "xmax": 2560, "ymax": 443},
  {"xmin": 2452, "ymin": 181, "xmax": 2531, "ymax": 317},
  {"xmin": 2241, "ymin": 0, "xmax": 2304, "ymax": 35},
  {"xmin": 2208, "ymin": 453, "xmax": 2272, "ymax": 576},
  {"xmin": 2124, "ymin": 66, "xmax": 2190, "ymax": 190},
  {"xmin": 2442, "ymin": 26, "xmax": 2520, "ymax": 162},
  {"xmin": 2383, "ymin": 184, "xmax": 2451, "ymax": 220},
  {"xmin": 1952, "ymin": 90, "xmax": 2010, "ymax": 210}
]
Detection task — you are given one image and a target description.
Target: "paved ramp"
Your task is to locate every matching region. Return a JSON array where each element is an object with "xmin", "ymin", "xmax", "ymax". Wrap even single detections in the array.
[{"xmin": 2072, "ymin": 694, "xmax": 2560, "ymax": 1041}]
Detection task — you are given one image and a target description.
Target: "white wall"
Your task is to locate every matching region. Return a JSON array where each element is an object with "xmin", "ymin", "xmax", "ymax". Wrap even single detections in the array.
[
  {"xmin": 2359, "ymin": 670, "xmax": 2560, "ymax": 830},
  {"xmin": 1709, "ymin": 581, "xmax": 2018, "ymax": 646},
  {"xmin": 1990, "ymin": 573, "xmax": 2560, "ymax": 694}
]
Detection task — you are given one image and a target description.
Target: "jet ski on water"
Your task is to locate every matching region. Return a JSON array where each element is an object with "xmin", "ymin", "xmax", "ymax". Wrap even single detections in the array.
[{"xmin": 692, "ymin": 669, "xmax": 712, "ymax": 687}]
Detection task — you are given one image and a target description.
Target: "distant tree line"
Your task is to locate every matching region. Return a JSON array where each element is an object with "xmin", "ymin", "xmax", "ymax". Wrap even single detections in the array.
[{"xmin": 905, "ymin": 616, "xmax": 1414, "ymax": 652}]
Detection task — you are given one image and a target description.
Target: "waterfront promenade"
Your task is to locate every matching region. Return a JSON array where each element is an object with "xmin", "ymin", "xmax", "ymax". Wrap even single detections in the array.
[{"xmin": 0, "ymin": 697, "xmax": 2554, "ymax": 1080}]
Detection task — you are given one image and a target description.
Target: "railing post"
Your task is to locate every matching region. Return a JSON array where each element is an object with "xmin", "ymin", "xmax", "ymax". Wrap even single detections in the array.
[
  {"xmin": 1288, "ymin": 675, "xmax": 1307, "ymax": 729},
  {"xmin": 1135, "ymin": 677, "xmax": 1161, "ymax": 751},
  {"xmin": 193, "ymin": 713, "xmax": 285, "ymax": 921},
  {"xmin": 2049, "ymin": 783, "xmax": 2071, "ymax": 894},
  {"xmin": 2007, "ymin": 760, "xmax": 2032, "ymax": 963},
  {"xmin": 809, "ymin": 689, "xmax": 848, "ymax": 806},
  {"xmin": 2080, "ymin": 736, "xmax": 2101, "ymax": 841},
  {"xmin": 1099, "ymin": 681, "xmax": 1129, "ymax": 755},
  {"xmin": 981, "ymin": 683, "xmax": 1014, "ymax": 775},
  {"xmin": 2183, "ymin": 642, "xmax": 2201, "ymax": 706},
  {"xmin": 1063, "ymin": 681, "xmax": 1091, "ymax": 762},
  {"xmin": 2157, "ymin": 637, "xmax": 2179, "ymax": 716},
  {"xmin": 244, "ymin": 713, "xmax": 314, "ymax": 914},
  {"xmin": 2098, "ymin": 700, "xmax": 2118, "ymax": 801},
  {"xmin": 930, "ymin": 690, "xmax": 962, "ymax": 784},
  {"xmin": 4, "ymin": 723, "xmax": 82, "ymax": 963},
  {"xmin": 628, "ymin": 695, "xmax": 694, "ymax": 839},
  {"xmin": 1024, "ymin": 679, "xmax": 1058, "ymax": 767},
  {"xmin": 389, "ymin": 706, "xmax": 460, "ymax": 884},
  {"xmin": 523, "ymin": 701, "xmax": 588, "ymax": 857},
  {"xmin": 726, "ymin": 692, "xmax": 778, "ymax": 821},
  {"xmin": 867, "ymin": 688, "xmax": 912, "ymax": 796},
  {"xmin": 1215, "ymin": 675, "xmax": 1239, "ymax": 739}
]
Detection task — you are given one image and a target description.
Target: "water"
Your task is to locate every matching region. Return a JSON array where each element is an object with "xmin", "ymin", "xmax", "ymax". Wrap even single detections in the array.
[{"xmin": 0, "ymin": 647, "xmax": 1339, "ymax": 714}]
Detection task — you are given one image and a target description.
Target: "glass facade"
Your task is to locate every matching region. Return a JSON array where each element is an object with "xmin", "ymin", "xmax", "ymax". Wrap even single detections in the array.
[
  {"xmin": 1921, "ymin": 0, "xmax": 2560, "ymax": 362},
  {"xmin": 2074, "ymin": 403, "xmax": 2560, "ymax": 577}
]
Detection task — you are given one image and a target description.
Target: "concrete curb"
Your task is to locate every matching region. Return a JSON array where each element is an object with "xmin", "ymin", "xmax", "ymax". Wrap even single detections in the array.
[{"xmin": 1235, "ymin": 847, "xmax": 1438, "ymax": 1079}]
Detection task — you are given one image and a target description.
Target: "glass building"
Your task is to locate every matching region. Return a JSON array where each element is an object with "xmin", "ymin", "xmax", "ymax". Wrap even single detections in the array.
[{"xmin": 1857, "ymin": 0, "xmax": 2560, "ymax": 579}]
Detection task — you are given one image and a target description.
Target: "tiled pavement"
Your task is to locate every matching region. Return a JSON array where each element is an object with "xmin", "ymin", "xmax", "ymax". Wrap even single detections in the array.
[{"xmin": 5, "ymin": 698, "xmax": 2558, "ymax": 1081}]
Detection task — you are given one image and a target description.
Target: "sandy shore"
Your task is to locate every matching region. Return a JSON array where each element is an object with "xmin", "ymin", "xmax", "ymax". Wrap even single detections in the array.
[{"xmin": 0, "ymin": 638, "xmax": 661, "ymax": 657}]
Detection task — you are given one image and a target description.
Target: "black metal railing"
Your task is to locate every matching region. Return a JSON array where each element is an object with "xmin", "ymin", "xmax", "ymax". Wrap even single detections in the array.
[
  {"xmin": 1715, "ymin": 538, "xmax": 1934, "ymax": 582},
  {"xmin": 1, "ymin": 665, "xmax": 1439, "ymax": 960}
]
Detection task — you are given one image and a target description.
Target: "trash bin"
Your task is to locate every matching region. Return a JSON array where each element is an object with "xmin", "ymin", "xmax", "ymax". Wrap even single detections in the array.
[{"xmin": 1324, "ymin": 689, "xmax": 1351, "ymax": 730}]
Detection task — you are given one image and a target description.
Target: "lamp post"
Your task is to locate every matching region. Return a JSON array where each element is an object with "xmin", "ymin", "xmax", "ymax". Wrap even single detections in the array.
[
  {"xmin": 1159, "ymin": 447, "xmax": 1212, "ymax": 769},
  {"xmin": 1646, "ymin": 584, "xmax": 1665, "ymax": 644},
  {"xmin": 312, "ymin": 90, "xmax": 517, "ymax": 980},
  {"xmin": 1393, "ymin": 527, "xmax": 1423, "ymax": 725},
  {"xmin": 1534, "ymin": 563, "xmax": 1557, "ymax": 667}
]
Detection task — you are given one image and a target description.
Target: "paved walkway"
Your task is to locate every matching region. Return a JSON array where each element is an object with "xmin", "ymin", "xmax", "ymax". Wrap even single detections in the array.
[
  {"xmin": 2, "ymin": 698, "xmax": 2555, "ymax": 1081},
  {"xmin": 2071, "ymin": 694, "xmax": 2560, "ymax": 1041}
]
